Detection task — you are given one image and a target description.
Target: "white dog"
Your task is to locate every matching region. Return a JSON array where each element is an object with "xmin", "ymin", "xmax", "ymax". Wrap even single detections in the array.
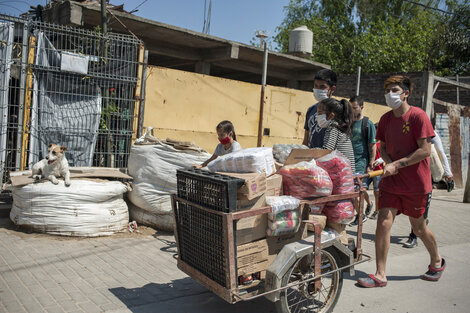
[{"xmin": 32, "ymin": 144, "xmax": 71, "ymax": 186}]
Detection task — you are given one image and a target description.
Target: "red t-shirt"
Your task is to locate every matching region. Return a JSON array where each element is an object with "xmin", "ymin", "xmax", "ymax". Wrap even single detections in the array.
[{"xmin": 376, "ymin": 106, "xmax": 435, "ymax": 195}]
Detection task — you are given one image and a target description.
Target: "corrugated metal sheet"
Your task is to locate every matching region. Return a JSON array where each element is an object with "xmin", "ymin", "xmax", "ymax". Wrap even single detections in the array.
[
  {"xmin": 435, "ymin": 113, "xmax": 470, "ymax": 188},
  {"xmin": 435, "ymin": 113, "xmax": 451, "ymax": 164}
]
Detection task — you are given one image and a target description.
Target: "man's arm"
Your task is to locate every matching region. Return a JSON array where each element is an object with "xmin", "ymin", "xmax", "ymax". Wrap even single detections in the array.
[
  {"xmin": 431, "ymin": 133, "xmax": 453, "ymax": 180},
  {"xmin": 381, "ymin": 137, "xmax": 432, "ymax": 177},
  {"xmin": 379, "ymin": 141, "xmax": 392, "ymax": 164},
  {"xmin": 302, "ymin": 130, "xmax": 309, "ymax": 146},
  {"xmin": 367, "ymin": 142, "xmax": 377, "ymax": 170}
]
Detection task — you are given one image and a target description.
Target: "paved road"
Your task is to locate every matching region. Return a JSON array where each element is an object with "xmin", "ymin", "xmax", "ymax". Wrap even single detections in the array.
[{"xmin": 0, "ymin": 189, "xmax": 468, "ymax": 313}]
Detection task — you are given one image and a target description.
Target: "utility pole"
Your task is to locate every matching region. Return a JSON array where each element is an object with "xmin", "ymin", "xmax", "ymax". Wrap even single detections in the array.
[
  {"xmin": 257, "ymin": 41, "xmax": 268, "ymax": 147},
  {"xmin": 355, "ymin": 66, "xmax": 361, "ymax": 96}
]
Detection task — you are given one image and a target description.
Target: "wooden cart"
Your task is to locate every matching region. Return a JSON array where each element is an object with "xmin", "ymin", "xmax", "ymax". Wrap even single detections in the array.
[{"xmin": 171, "ymin": 185, "xmax": 372, "ymax": 313}]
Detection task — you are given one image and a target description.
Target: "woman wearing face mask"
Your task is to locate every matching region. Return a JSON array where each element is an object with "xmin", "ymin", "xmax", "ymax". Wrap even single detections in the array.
[
  {"xmin": 317, "ymin": 98, "xmax": 356, "ymax": 172},
  {"xmin": 193, "ymin": 120, "xmax": 242, "ymax": 169}
]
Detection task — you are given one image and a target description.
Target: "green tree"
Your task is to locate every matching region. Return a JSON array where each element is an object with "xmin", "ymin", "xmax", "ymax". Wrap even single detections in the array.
[
  {"xmin": 432, "ymin": 3, "xmax": 470, "ymax": 75},
  {"xmin": 274, "ymin": 0, "xmax": 467, "ymax": 75}
]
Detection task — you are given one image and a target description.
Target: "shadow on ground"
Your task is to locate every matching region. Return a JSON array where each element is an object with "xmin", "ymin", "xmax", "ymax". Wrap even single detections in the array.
[
  {"xmin": 347, "ymin": 228, "xmax": 408, "ymax": 245},
  {"xmin": 109, "ymin": 279, "xmax": 275, "ymax": 313},
  {"xmin": 344, "ymin": 269, "xmax": 421, "ymax": 283}
]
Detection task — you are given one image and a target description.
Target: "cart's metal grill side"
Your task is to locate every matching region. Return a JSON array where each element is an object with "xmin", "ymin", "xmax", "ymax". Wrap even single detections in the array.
[{"xmin": 174, "ymin": 199, "xmax": 227, "ymax": 287}]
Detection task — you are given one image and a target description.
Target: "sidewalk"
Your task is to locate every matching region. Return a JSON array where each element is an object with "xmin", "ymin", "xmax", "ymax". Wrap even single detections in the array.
[{"xmin": 0, "ymin": 188, "xmax": 468, "ymax": 313}]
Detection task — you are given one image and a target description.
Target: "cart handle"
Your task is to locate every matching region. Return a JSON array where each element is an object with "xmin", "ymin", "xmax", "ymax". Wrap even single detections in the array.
[{"xmin": 354, "ymin": 169, "xmax": 384, "ymax": 180}]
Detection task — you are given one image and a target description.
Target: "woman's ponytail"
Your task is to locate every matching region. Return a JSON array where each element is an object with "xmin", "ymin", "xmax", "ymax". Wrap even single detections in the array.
[{"xmin": 339, "ymin": 99, "xmax": 353, "ymax": 136}]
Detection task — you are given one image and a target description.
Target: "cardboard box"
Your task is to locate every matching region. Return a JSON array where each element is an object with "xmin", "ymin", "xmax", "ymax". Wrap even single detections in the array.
[
  {"xmin": 283, "ymin": 148, "xmax": 332, "ymax": 166},
  {"xmin": 307, "ymin": 214, "xmax": 327, "ymax": 232},
  {"xmin": 221, "ymin": 172, "xmax": 267, "ymax": 201},
  {"xmin": 266, "ymin": 174, "xmax": 282, "ymax": 196},
  {"xmin": 237, "ymin": 249, "xmax": 268, "ymax": 268},
  {"xmin": 237, "ymin": 194, "xmax": 266, "ymax": 211},
  {"xmin": 237, "ymin": 239, "xmax": 268, "ymax": 257},
  {"xmin": 236, "ymin": 240, "xmax": 270, "ymax": 275},
  {"xmin": 266, "ymin": 228, "xmax": 307, "ymax": 256},
  {"xmin": 326, "ymin": 221, "xmax": 348, "ymax": 245},
  {"xmin": 237, "ymin": 259, "xmax": 269, "ymax": 276},
  {"xmin": 236, "ymin": 210, "xmax": 268, "ymax": 245}
]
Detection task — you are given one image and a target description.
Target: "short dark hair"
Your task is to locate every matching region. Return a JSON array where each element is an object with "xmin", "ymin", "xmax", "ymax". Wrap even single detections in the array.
[
  {"xmin": 349, "ymin": 95, "xmax": 364, "ymax": 108},
  {"xmin": 314, "ymin": 69, "xmax": 337, "ymax": 87},
  {"xmin": 216, "ymin": 120, "xmax": 236, "ymax": 140},
  {"xmin": 384, "ymin": 75, "xmax": 413, "ymax": 94}
]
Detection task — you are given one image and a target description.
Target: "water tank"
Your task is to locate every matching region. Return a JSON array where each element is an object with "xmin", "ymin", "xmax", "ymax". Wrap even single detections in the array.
[{"xmin": 288, "ymin": 25, "xmax": 313, "ymax": 57}]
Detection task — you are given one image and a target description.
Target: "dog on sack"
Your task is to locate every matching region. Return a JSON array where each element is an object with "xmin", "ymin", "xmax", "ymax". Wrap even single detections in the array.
[{"xmin": 32, "ymin": 144, "xmax": 71, "ymax": 186}]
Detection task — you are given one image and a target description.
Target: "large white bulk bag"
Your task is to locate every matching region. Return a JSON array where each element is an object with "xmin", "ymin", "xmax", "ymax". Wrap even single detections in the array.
[
  {"xmin": 129, "ymin": 204, "xmax": 174, "ymax": 232},
  {"xmin": 127, "ymin": 132, "xmax": 210, "ymax": 230},
  {"xmin": 9, "ymin": 180, "xmax": 129, "ymax": 237}
]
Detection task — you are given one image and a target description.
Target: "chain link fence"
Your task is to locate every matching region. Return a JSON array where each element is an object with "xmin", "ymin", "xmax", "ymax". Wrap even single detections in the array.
[{"xmin": 0, "ymin": 14, "xmax": 143, "ymax": 185}]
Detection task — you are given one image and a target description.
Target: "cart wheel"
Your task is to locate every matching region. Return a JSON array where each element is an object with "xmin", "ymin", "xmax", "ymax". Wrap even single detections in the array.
[{"xmin": 275, "ymin": 248, "xmax": 343, "ymax": 313}]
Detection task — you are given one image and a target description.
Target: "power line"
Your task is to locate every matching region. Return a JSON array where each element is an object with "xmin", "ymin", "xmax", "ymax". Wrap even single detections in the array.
[
  {"xmin": 129, "ymin": 0, "xmax": 148, "ymax": 14},
  {"xmin": 403, "ymin": 0, "xmax": 466, "ymax": 16},
  {"xmin": 203, "ymin": 0, "xmax": 211, "ymax": 34}
]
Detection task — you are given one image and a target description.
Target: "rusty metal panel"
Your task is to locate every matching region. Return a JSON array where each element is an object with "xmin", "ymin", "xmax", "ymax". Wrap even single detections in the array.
[
  {"xmin": 461, "ymin": 116, "xmax": 469, "ymax": 186},
  {"xmin": 448, "ymin": 106, "xmax": 463, "ymax": 187}
]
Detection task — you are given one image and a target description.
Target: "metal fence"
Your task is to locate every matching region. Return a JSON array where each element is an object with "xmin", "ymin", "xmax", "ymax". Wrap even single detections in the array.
[{"xmin": 0, "ymin": 14, "xmax": 143, "ymax": 184}]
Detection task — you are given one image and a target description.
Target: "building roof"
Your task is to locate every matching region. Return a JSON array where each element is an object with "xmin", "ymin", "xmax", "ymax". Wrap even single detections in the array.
[{"xmin": 41, "ymin": 0, "xmax": 329, "ymax": 89}]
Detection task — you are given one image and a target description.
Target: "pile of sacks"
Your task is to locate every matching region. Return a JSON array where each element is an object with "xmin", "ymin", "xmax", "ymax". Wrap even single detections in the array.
[
  {"xmin": 277, "ymin": 150, "xmax": 356, "ymax": 245},
  {"xmin": 127, "ymin": 130, "xmax": 210, "ymax": 231}
]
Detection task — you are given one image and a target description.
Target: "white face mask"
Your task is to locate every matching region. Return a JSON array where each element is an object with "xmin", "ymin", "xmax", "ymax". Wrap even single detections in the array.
[
  {"xmin": 316, "ymin": 114, "xmax": 331, "ymax": 128},
  {"xmin": 385, "ymin": 92, "xmax": 403, "ymax": 109},
  {"xmin": 313, "ymin": 88, "xmax": 329, "ymax": 102}
]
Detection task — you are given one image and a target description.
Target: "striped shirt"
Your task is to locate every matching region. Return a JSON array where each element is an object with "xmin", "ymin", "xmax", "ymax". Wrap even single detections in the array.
[{"xmin": 322, "ymin": 125, "xmax": 356, "ymax": 173}]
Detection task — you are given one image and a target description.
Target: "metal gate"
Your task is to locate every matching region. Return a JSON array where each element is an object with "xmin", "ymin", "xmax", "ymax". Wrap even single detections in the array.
[{"xmin": 0, "ymin": 14, "xmax": 144, "ymax": 184}]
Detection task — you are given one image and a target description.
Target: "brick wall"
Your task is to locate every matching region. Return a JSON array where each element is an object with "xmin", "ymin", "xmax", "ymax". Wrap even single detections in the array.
[{"xmin": 334, "ymin": 72, "xmax": 470, "ymax": 109}]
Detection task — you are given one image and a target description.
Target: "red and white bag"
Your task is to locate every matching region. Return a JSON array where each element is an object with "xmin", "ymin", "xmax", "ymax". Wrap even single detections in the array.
[
  {"xmin": 316, "ymin": 151, "xmax": 354, "ymax": 195},
  {"xmin": 279, "ymin": 160, "xmax": 333, "ymax": 199}
]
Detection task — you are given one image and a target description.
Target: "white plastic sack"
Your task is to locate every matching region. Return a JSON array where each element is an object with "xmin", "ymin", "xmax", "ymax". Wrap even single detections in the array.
[
  {"xmin": 129, "ymin": 204, "xmax": 174, "ymax": 232},
  {"xmin": 208, "ymin": 147, "xmax": 276, "ymax": 175},
  {"xmin": 266, "ymin": 195, "xmax": 300, "ymax": 214},
  {"xmin": 8, "ymin": 180, "xmax": 129, "ymax": 237},
  {"xmin": 127, "ymin": 136, "xmax": 210, "ymax": 217},
  {"xmin": 272, "ymin": 144, "xmax": 309, "ymax": 164}
]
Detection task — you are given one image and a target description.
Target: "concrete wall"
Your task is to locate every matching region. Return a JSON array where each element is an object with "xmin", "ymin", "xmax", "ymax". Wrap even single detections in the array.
[{"xmin": 143, "ymin": 66, "xmax": 390, "ymax": 153}]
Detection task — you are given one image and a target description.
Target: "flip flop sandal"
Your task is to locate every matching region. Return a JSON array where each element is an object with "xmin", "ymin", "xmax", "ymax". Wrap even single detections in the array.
[
  {"xmin": 357, "ymin": 274, "xmax": 387, "ymax": 288},
  {"xmin": 422, "ymin": 258, "xmax": 446, "ymax": 281}
]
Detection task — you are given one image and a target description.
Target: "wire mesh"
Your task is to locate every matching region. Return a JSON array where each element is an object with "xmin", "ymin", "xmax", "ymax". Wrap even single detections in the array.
[
  {"xmin": 177, "ymin": 168, "xmax": 245, "ymax": 212},
  {"xmin": 174, "ymin": 199, "xmax": 228, "ymax": 288},
  {"xmin": 0, "ymin": 14, "xmax": 143, "ymax": 185},
  {"xmin": 0, "ymin": 17, "xmax": 28, "ymax": 184}
]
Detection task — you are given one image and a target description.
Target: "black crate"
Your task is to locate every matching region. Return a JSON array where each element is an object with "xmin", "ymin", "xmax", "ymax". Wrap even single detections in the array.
[
  {"xmin": 174, "ymin": 199, "xmax": 228, "ymax": 287},
  {"xmin": 177, "ymin": 168, "xmax": 245, "ymax": 213}
]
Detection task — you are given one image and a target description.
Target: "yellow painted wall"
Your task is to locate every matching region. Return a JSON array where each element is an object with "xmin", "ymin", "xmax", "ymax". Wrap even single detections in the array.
[{"xmin": 143, "ymin": 66, "xmax": 390, "ymax": 153}]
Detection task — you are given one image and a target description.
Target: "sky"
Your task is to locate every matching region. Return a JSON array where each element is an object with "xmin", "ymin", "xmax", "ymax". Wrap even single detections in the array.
[{"xmin": 0, "ymin": 0, "xmax": 289, "ymax": 49}]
